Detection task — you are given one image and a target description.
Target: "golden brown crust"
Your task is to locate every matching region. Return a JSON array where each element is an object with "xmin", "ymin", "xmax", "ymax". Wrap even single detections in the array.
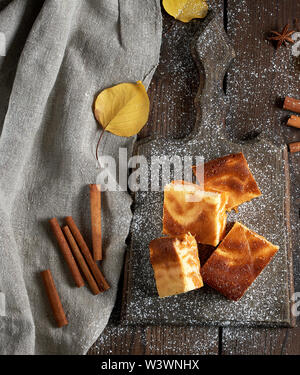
[
  {"xmin": 162, "ymin": 181, "xmax": 228, "ymax": 247},
  {"xmin": 201, "ymin": 222, "xmax": 279, "ymax": 300},
  {"xmin": 193, "ymin": 153, "xmax": 261, "ymax": 211},
  {"xmin": 149, "ymin": 233, "xmax": 203, "ymax": 298}
]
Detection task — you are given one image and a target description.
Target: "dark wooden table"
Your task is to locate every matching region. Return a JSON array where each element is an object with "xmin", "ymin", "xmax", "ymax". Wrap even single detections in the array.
[{"xmin": 88, "ymin": 0, "xmax": 300, "ymax": 355}]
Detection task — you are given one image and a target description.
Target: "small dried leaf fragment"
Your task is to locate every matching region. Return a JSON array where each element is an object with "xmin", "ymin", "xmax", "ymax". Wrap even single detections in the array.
[
  {"xmin": 94, "ymin": 81, "xmax": 150, "ymax": 137},
  {"xmin": 163, "ymin": 0, "xmax": 208, "ymax": 23}
]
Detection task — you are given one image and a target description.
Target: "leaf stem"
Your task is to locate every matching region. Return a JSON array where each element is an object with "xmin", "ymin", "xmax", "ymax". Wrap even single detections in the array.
[{"xmin": 96, "ymin": 128, "xmax": 105, "ymax": 161}]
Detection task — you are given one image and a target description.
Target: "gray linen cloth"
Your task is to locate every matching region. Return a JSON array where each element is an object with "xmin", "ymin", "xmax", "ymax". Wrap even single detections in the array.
[{"xmin": 0, "ymin": 0, "xmax": 161, "ymax": 354}]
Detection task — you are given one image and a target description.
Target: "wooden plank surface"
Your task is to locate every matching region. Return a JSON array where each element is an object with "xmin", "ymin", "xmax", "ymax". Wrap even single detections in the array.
[
  {"xmin": 222, "ymin": 0, "xmax": 300, "ymax": 355},
  {"xmin": 88, "ymin": 0, "xmax": 299, "ymax": 355},
  {"xmin": 88, "ymin": 326, "xmax": 219, "ymax": 355},
  {"xmin": 221, "ymin": 328, "xmax": 300, "ymax": 355}
]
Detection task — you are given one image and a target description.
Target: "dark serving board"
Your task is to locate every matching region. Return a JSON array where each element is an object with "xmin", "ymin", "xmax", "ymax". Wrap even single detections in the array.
[{"xmin": 122, "ymin": 13, "xmax": 295, "ymax": 327}]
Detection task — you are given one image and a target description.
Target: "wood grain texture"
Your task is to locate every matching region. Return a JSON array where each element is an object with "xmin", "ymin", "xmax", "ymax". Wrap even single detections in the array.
[
  {"xmin": 222, "ymin": 328, "xmax": 300, "ymax": 355},
  {"xmin": 88, "ymin": 326, "xmax": 147, "ymax": 355},
  {"xmin": 144, "ymin": 327, "xmax": 218, "ymax": 355},
  {"xmin": 88, "ymin": 325, "xmax": 219, "ymax": 355},
  {"xmin": 222, "ymin": 0, "xmax": 300, "ymax": 355}
]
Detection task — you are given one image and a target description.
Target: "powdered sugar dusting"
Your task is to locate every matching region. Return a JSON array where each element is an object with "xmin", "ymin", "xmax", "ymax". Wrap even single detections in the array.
[
  {"xmin": 123, "ymin": 13, "xmax": 293, "ymax": 327},
  {"xmin": 90, "ymin": 325, "xmax": 218, "ymax": 354},
  {"xmin": 90, "ymin": 3, "xmax": 299, "ymax": 354},
  {"xmin": 124, "ymin": 137, "xmax": 292, "ymax": 326}
]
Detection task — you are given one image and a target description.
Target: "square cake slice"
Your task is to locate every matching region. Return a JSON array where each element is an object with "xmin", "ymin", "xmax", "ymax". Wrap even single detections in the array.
[
  {"xmin": 163, "ymin": 180, "xmax": 228, "ymax": 246},
  {"xmin": 201, "ymin": 222, "xmax": 279, "ymax": 301},
  {"xmin": 149, "ymin": 233, "xmax": 203, "ymax": 298},
  {"xmin": 193, "ymin": 152, "xmax": 261, "ymax": 211}
]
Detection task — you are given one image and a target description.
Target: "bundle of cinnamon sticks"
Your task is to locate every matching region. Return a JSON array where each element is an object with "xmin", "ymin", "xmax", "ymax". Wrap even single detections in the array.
[
  {"xmin": 41, "ymin": 184, "xmax": 109, "ymax": 327},
  {"xmin": 283, "ymin": 96, "xmax": 300, "ymax": 153}
]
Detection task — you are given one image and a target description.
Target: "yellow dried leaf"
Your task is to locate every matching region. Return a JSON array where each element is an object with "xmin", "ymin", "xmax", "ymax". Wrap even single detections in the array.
[
  {"xmin": 94, "ymin": 81, "xmax": 150, "ymax": 137},
  {"xmin": 163, "ymin": 0, "xmax": 208, "ymax": 23}
]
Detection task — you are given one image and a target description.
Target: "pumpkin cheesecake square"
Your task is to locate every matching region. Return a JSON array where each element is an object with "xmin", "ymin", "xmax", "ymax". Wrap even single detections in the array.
[
  {"xmin": 201, "ymin": 222, "xmax": 279, "ymax": 301},
  {"xmin": 149, "ymin": 233, "xmax": 203, "ymax": 298},
  {"xmin": 163, "ymin": 180, "xmax": 228, "ymax": 247},
  {"xmin": 193, "ymin": 152, "xmax": 261, "ymax": 211}
]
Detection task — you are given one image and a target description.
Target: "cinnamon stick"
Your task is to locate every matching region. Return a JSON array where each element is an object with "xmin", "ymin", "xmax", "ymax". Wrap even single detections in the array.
[
  {"xmin": 283, "ymin": 96, "xmax": 300, "ymax": 114},
  {"xmin": 62, "ymin": 225, "xmax": 100, "ymax": 295},
  {"xmin": 289, "ymin": 142, "xmax": 300, "ymax": 153},
  {"xmin": 41, "ymin": 270, "xmax": 68, "ymax": 328},
  {"xmin": 89, "ymin": 184, "xmax": 102, "ymax": 261},
  {"xmin": 65, "ymin": 216, "xmax": 110, "ymax": 291},
  {"xmin": 49, "ymin": 218, "xmax": 84, "ymax": 288},
  {"xmin": 287, "ymin": 115, "xmax": 300, "ymax": 129}
]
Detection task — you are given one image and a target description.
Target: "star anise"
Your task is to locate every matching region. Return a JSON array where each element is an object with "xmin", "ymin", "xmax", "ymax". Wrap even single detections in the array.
[{"xmin": 268, "ymin": 24, "xmax": 295, "ymax": 49}]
